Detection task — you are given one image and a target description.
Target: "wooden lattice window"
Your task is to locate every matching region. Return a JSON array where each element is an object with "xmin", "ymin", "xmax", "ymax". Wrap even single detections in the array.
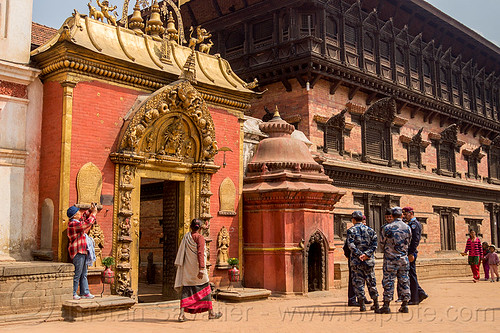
[
  {"xmin": 409, "ymin": 53, "xmax": 418, "ymax": 72},
  {"xmin": 365, "ymin": 121, "xmax": 387, "ymax": 159},
  {"xmin": 345, "ymin": 24, "xmax": 357, "ymax": 47},
  {"xmin": 363, "ymin": 33, "xmax": 374, "ymax": 53},
  {"xmin": 432, "ymin": 124, "xmax": 460, "ymax": 177},
  {"xmin": 489, "ymin": 146, "xmax": 500, "ymax": 181},
  {"xmin": 325, "ymin": 127, "xmax": 342, "ymax": 152},
  {"xmin": 253, "ymin": 19, "xmax": 273, "ymax": 44},
  {"xmin": 439, "ymin": 142, "xmax": 453, "ymax": 172},
  {"xmin": 225, "ymin": 27, "xmax": 245, "ymax": 52},
  {"xmin": 323, "ymin": 109, "xmax": 349, "ymax": 155},
  {"xmin": 423, "ymin": 60, "xmax": 431, "ymax": 77},
  {"xmin": 403, "ymin": 129, "xmax": 427, "ymax": 169},
  {"xmin": 395, "ymin": 48, "xmax": 404, "ymax": 66},
  {"xmin": 300, "ymin": 14, "xmax": 315, "ymax": 37},
  {"xmin": 380, "ymin": 40, "xmax": 390, "ymax": 60},
  {"xmin": 326, "ymin": 17, "xmax": 337, "ymax": 39},
  {"xmin": 464, "ymin": 147, "xmax": 483, "ymax": 179}
]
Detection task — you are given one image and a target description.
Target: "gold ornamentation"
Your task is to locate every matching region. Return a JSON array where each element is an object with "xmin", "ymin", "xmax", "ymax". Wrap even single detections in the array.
[
  {"xmin": 129, "ymin": 2, "xmax": 144, "ymax": 34},
  {"xmin": 145, "ymin": 0, "xmax": 165, "ymax": 39},
  {"xmin": 76, "ymin": 162, "xmax": 103, "ymax": 207},
  {"xmin": 88, "ymin": 1, "xmax": 105, "ymax": 22},
  {"xmin": 188, "ymin": 26, "xmax": 212, "ymax": 50},
  {"xmin": 199, "ymin": 40, "xmax": 214, "ymax": 54},
  {"xmin": 89, "ymin": 223, "xmax": 105, "ymax": 267},
  {"xmin": 119, "ymin": 217, "xmax": 131, "ymax": 237},
  {"xmin": 216, "ymin": 226, "xmax": 230, "ymax": 268},
  {"xmin": 118, "ymin": 243, "xmax": 130, "ymax": 261},
  {"xmin": 244, "ymin": 78, "xmax": 259, "ymax": 89},
  {"xmin": 96, "ymin": 0, "xmax": 118, "ymax": 26}
]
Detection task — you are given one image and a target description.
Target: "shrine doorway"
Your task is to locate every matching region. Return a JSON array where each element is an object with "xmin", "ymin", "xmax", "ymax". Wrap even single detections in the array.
[
  {"xmin": 137, "ymin": 179, "xmax": 180, "ymax": 302},
  {"xmin": 306, "ymin": 231, "xmax": 328, "ymax": 292}
]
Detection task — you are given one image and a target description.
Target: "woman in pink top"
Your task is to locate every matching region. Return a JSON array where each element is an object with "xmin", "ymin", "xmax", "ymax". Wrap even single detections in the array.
[{"xmin": 461, "ymin": 230, "xmax": 483, "ymax": 282}]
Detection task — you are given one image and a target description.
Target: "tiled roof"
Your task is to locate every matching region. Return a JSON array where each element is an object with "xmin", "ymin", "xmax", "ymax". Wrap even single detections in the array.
[{"xmin": 31, "ymin": 22, "xmax": 57, "ymax": 50}]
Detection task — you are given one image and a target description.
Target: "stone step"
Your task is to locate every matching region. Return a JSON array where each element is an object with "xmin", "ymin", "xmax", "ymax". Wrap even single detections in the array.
[
  {"xmin": 62, "ymin": 296, "xmax": 136, "ymax": 321},
  {"xmin": 214, "ymin": 288, "xmax": 272, "ymax": 302}
]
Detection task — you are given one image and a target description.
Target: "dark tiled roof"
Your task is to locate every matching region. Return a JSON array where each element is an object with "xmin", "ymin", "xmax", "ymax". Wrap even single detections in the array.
[{"xmin": 31, "ymin": 22, "xmax": 57, "ymax": 50}]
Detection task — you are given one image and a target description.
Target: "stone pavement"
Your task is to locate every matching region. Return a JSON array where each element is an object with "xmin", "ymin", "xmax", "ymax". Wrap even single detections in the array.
[{"xmin": 3, "ymin": 277, "xmax": 499, "ymax": 333}]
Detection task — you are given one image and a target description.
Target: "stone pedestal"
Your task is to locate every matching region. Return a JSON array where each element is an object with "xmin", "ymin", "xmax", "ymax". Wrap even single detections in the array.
[{"xmin": 243, "ymin": 112, "xmax": 344, "ymax": 294}]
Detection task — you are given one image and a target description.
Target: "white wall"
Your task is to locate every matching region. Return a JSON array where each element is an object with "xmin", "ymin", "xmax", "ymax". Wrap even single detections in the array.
[{"xmin": 0, "ymin": 0, "xmax": 34, "ymax": 64}]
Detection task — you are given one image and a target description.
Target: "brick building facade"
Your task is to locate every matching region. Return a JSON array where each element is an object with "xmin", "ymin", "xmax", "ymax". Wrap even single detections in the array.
[{"xmin": 180, "ymin": 0, "xmax": 500, "ymax": 263}]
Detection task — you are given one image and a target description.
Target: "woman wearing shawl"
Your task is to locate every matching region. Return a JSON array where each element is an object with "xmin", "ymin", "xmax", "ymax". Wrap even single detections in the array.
[{"xmin": 175, "ymin": 218, "xmax": 222, "ymax": 322}]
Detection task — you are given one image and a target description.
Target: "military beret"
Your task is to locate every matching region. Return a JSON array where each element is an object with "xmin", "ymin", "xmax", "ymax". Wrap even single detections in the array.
[
  {"xmin": 391, "ymin": 207, "xmax": 403, "ymax": 216},
  {"xmin": 402, "ymin": 206, "xmax": 414, "ymax": 213},
  {"xmin": 352, "ymin": 211, "xmax": 363, "ymax": 219}
]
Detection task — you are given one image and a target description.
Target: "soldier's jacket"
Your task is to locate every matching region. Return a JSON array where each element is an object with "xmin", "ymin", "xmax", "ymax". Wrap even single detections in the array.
[
  {"xmin": 380, "ymin": 218, "xmax": 412, "ymax": 261},
  {"xmin": 406, "ymin": 217, "xmax": 422, "ymax": 256},
  {"xmin": 346, "ymin": 223, "xmax": 378, "ymax": 266}
]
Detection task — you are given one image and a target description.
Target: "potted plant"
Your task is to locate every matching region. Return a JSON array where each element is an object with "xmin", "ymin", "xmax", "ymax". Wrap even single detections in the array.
[
  {"xmin": 227, "ymin": 257, "xmax": 240, "ymax": 282},
  {"xmin": 101, "ymin": 256, "xmax": 115, "ymax": 285}
]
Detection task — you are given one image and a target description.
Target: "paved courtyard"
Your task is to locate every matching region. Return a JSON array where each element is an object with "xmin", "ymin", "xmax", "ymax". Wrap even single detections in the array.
[{"xmin": 3, "ymin": 277, "xmax": 499, "ymax": 333}]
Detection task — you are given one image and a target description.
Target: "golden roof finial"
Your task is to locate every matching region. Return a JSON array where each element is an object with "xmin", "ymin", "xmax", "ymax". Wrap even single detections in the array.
[
  {"xmin": 273, "ymin": 105, "xmax": 280, "ymax": 118},
  {"xmin": 129, "ymin": 1, "xmax": 145, "ymax": 34},
  {"xmin": 145, "ymin": 0, "xmax": 165, "ymax": 39}
]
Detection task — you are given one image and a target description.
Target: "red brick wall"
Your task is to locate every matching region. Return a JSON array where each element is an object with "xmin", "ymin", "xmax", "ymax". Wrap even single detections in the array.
[
  {"xmin": 38, "ymin": 81, "xmax": 63, "ymax": 253},
  {"xmin": 69, "ymin": 81, "xmax": 141, "ymax": 258},
  {"xmin": 209, "ymin": 105, "xmax": 241, "ymax": 285}
]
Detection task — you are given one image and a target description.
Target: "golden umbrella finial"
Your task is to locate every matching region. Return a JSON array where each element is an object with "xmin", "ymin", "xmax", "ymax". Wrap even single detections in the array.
[{"xmin": 273, "ymin": 105, "xmax": 281, "ymax": 118}]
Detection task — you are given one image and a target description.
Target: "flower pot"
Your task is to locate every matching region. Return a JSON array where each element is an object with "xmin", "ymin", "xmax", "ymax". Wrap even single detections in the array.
[
  {"xmin": 228, "ymin": 266, "xmax": 240, "ymax": 282},
  {"xmin": 101, "ymin": 266, "xmax": 115, "ymax": 284}
]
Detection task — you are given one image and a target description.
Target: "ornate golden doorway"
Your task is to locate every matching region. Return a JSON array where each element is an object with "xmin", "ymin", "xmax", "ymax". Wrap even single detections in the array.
[{"xmin": 110, "ymin": 80, "xmax": 219, "ymax": 297}]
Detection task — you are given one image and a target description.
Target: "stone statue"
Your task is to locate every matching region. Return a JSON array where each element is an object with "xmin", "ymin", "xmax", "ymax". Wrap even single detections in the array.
[{"xmin": 216, "ymin": 226, "xmax": 230, "ymax": 268}]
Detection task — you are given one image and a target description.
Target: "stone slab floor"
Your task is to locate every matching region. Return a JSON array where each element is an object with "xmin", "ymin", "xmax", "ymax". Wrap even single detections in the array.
[{"xmin": 3, "ymin": 277, "xmax": 499, "ymax": 333}]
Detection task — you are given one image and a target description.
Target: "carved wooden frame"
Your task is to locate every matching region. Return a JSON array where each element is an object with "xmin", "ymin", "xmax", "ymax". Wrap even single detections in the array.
[{"xmin": 110, "ymin": 80, "xmax": 220, "ymax": 297}]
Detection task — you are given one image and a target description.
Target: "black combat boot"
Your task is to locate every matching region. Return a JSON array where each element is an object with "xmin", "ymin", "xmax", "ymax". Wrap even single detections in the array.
[
  {"xmin": 359, "ymin": 298, "xmax": 366, "ymax": 312},
  {"xmin": 375, "ymin": 301, "xmax": 391, "ymax": 314},
  {"xmin": 371, "ymin": 298, "xmax": 379, "ymax": 311},
  {"xmin": 398, "ymin": 300, "xmax": 409, "ymax": 313}
]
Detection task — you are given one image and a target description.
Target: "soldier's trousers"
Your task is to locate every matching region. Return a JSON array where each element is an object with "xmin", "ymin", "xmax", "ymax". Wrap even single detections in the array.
[
  {"xmin": 382, "ymin": 259, "xmax": 410, "ymax": 302},
  {"xmin": 351, "ymin": 264, "xmax": 378, "ymax": 301}
]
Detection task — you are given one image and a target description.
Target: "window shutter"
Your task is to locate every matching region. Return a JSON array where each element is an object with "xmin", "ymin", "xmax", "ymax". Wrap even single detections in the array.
[
  {"xmin": 325, "ymin": 126, "xmax": 341, "ymax": 152},
  {"xmin": 409, "ymin": 145, "xmax": 419, "ymax": 165},
  {"xmin": 380, "ymin": 40, "xmax": 390, "ymax": 59},
  {"xmin": 439, "ymin": 144, "xmax": 452, "ymax": 171},
  {"xmin": 345, "ymin": 24, "xmax": 357, "ymax": 46},
  {"xmin": 366, "ymin": 122, "xmax": 384, "ymax": 159}
]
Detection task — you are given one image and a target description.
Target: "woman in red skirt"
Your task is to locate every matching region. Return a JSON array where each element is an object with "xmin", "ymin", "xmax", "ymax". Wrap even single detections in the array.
[{"xmin": 461, "ymin": 230, "xmax": 483, "ymax": 282}]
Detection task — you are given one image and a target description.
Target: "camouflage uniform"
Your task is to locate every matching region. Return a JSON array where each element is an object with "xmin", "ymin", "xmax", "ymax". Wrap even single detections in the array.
[
  {"xmin": 379, "ymin": 217, "xmax": 412, "ymax": 302},
  {"xmin": 346, "ymin": 222, "xmax": 379, "ymax": 301}
]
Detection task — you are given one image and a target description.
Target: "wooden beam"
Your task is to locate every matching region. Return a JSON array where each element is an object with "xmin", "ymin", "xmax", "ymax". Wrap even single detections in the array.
[
  {"xmin": 410, "ymin": 107, "xmax": 420, "ymax": 119},
  {"xmin": 310, "ymin": 74, "xmax": 322, "ymax": 88},
  {"xmin": 439, "ymin": 115, "xmax": 448, "ymax": 127},
  {"xmin": 348, "ymin": 86, "xmax": 360, "ymax": 100},
  {"xmin": 366, "ymin": 92, "xmax": 377, "ymax": 105},
  {"xmin": 281, "ymin": 78, "xmax": 292, "ymax": 92},
  {"xmin": 397, "ymin": 102, "xmax": 407, "ymax": 115},
  {"xmin": 186, "ymin": 3, "xmax": 198, "ymax": 26},
  {"xmin": 330, "ymin": 80, "xmax": 342, "ymax": 95},
  {"xmin": 428, "ymin": 112, "xmax": 437, "ymax": 124},
  {"xmin": 296, "ymin": 75, "xmax": 306, "ymax": 88},
  {"xmin": 212, "ymin": 0, "xmax": 223, "ymax": 16}
]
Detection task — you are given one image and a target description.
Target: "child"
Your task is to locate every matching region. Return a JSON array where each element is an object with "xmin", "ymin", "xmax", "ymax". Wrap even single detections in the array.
[
  {"xmin": 482, "ymin": 242, "xmax": 490, "ymax": 281},
  {"xmin": 485, "ymin": 245, "xmax": 499, "ymax": 282}
]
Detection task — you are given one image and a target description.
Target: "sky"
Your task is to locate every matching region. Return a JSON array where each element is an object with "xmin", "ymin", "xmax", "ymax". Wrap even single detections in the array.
[{"xmin": 32, "ymin": 0, "xmax": 500, "ymax": 47}]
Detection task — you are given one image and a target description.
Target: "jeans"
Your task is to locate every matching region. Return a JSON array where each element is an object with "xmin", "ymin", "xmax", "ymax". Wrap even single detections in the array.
[{"xmin": 73, "ymin": 253, "xmax": 90, "ymax": 296}]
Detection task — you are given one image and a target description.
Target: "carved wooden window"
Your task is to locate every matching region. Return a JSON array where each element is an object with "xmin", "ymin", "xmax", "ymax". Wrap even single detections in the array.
[
  {"xmin": 409, "ymin": 53, "xmax": 418, "ymax": 72},
  {"xmin": 452, "ymin": 73, "xmax": 459, "ymax": 89},
  {"xmin": 300, "ymin": 13, "xmax": 315, "ymax": 37},
  {"xmin": 434, "ymin": 206, "xmax": 459, "ymax": 251},
  {"xmin": 323, "ymin": 109, "xmax": 349, "ymax": 155},
  {"xmin": 395, "ymin": 48, "xmax": 404, "ymax": 66},
  {"xmin": 365, "ymin": 121, "xmax": 387, "ymax": 159},
  {"xmin": 225, "ymin": 27, "xmax": 245, "ymax": 53},
  {"xmin": 465, "ymin": 218, "xmax": 483, "ymax": 238},
  {"xmin": 423, "ymin": 60, "xmax": 431, "ymax": 78},
  {"xmin": 440, "ymin": 68, "xmax": 448, "ymax": 84},
  {"xmin": 464, "ymin": 147, "xmax": 483, "ymax": 179},
  {"xmin": 280, "ymin": 13, "xmax": 290, "ymax": 42},
  {"xmin": 468, "ymin": 158, "xmax": 478, "ymax": 179},
  {"xmin": 488, "ymin": 146, "xmax": 500, "ymax": 181},
  {"xmin": 403, "ymin": 129, "xmax": 427, "ymax": 169},
  {"xmin": 432, "ymin": 124, "xmax": 459, "ymax": 177},
  {"xmin": 253, "ymin": 19, "xmax": 273, "ymax": 46},
  {"xmin": 344, "ymin": 24, "xmax": 357, "ymax": 47},
  {"xmin": 326, "ymin": 17, "xmax": 337, "ymax": 39},
  {"xmin": 485, "ymin": 204, "xmax": 500, "ymax": 247},
  {"xmin": 360, "ymin": 97, "xmax": 397, "ymax": 166},
  {"xmin": 380, "ymin": 40, "xmax": 390, "ymax": 60},
  {"xmin": 363, "ymin": 33, "xmax": 374, "ymax": 53}
]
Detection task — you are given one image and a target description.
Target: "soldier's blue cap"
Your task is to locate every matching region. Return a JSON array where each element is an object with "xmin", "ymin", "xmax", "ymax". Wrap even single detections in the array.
[
  {"xmin": 352, "ymin": 211, "xmax": 363, "ymax": 219},
  {"xmin": 391, "ymin": 207, "xmax": 403, "ymax": 216}
]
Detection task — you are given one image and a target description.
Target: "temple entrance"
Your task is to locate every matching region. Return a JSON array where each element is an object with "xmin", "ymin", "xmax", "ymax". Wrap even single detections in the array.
[
  {"xmin": 307, "ymin": 242, "xmax": 323, "ymax": 292},
  {"xmin": 138, "ymin": 179, "xmax": 180, "ymax": 303}
]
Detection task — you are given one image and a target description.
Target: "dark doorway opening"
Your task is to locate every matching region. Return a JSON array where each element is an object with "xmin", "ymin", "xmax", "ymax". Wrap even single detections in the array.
[
  {"xmin": 308, "ymin": 242, "xmax": 323, "ymax": 292},
  {"xmin": 138, "ymin": 179, "xmax": 179, "ymax": 303}
]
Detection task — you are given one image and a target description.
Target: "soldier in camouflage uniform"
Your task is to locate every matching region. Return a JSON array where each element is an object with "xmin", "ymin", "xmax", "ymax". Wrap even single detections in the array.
[
  {"xmin": 346, "ymin": 211, "xmax": 379, "ymax": 312},
  {"xmin": 376, "ymin": 207, "xmax": 412, "ymax": 314}
]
